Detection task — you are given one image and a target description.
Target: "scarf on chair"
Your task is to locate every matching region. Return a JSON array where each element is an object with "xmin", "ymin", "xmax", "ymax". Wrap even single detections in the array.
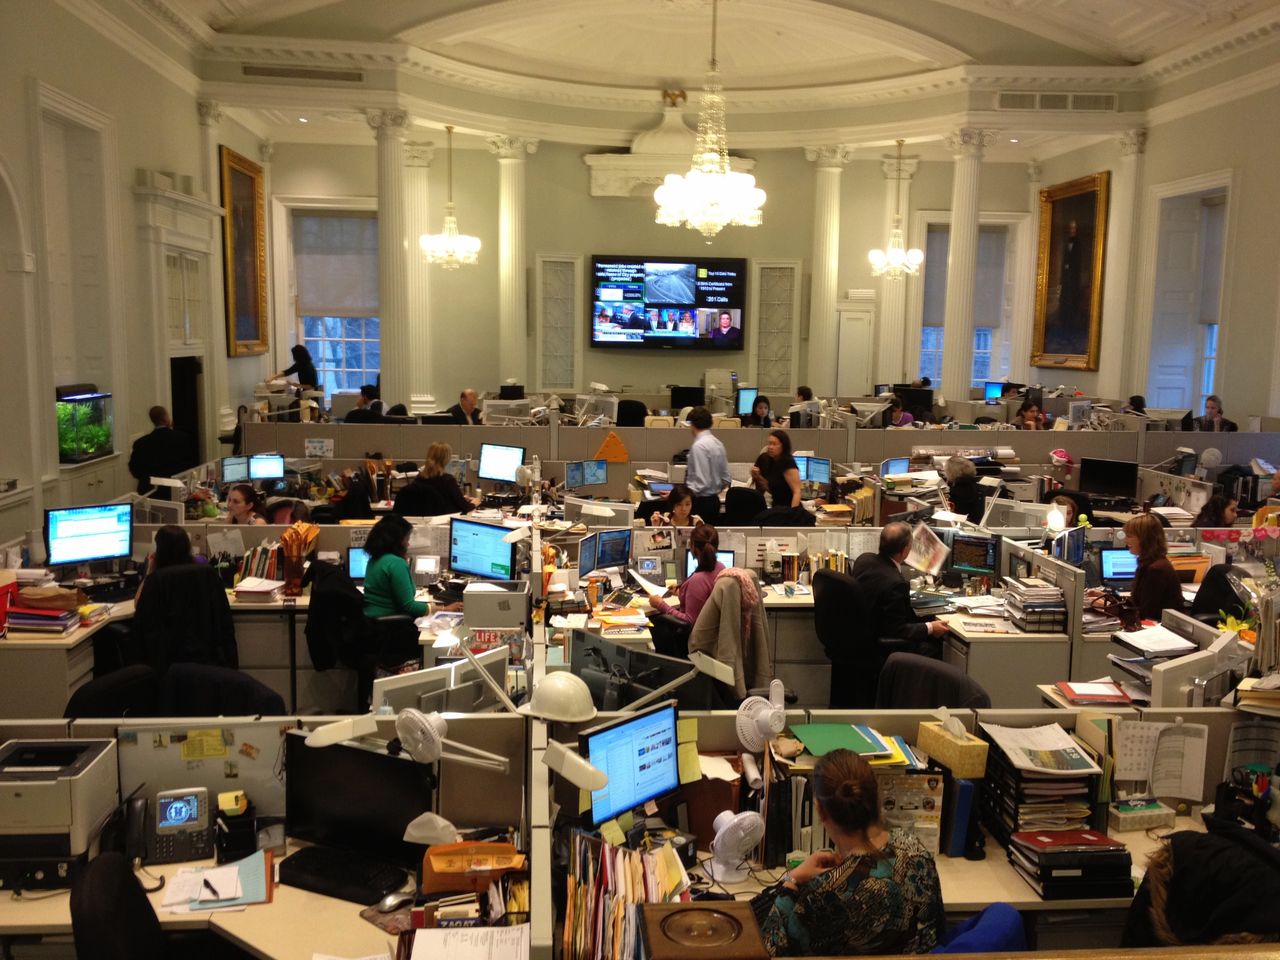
[{"xmin": 717, "ymin": 567, "xmax": 759, "ymax": 639}]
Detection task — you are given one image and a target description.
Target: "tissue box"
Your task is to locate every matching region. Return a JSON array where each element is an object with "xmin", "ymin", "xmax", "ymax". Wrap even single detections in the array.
[{"xmin": 916, "ymin": 721, "xmax": 989, "ymax": 779}]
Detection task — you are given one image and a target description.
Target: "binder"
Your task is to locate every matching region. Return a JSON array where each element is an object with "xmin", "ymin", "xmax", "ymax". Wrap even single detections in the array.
[{"xmin": 943, "ymin": 778, "xmax": 975, "ymax": 859}]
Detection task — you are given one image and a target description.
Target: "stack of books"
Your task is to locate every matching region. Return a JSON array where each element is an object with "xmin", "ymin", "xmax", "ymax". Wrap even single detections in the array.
[
  {"xmin": 1007, "ymin": 830, "xmax": 1132, "ymax": 900},
  {"xmin": 1053, "ymin": 681, "xmax": 1131, "ymax": 706},
  {"xmin": 6, "ymin": 605, "xmax": 80, "ymax": 636},
  {"xmin": 237, "ymin": 542, "xmax": 282, "ymax": 582},
  {"xmin": 233, "ymin": 577, "xmax": 284, "ymax": 603},
  {"xmin": 1004, "ymin": 576, "xmax": 1066, "ymax": 633}
]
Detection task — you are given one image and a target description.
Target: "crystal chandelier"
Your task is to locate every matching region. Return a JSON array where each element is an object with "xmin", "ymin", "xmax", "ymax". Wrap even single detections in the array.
[
  {"xmin": 654, "ymin": 0, "xmax": 765, "ymax": 241},
  {"xmin": 868, "ymin": 139, "xmax": 923, "ymax": 279},
  {"xmin": 420, "ymin": 125, "xmax": 480, "ymax": 269}
]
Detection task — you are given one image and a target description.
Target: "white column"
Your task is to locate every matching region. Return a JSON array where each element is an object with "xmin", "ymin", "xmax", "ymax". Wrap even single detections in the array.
[
  {"xmin": 197, "ymin": 99, "xmax": 235, "ymax": 451},
  {"xmin": 1008, "ymin": 160, "xmax": 1040, "ymax": 385},
  {"xmin": 940, "ymin": 127, "xmax": 993, "ymax": 404},
  {"xmin": 875, "ymin": 152, "xmax": 919, "ymax": 384},
  {"xmin": 803, "ymin": 145, "xmax": 852, "ymax": 396},
  {"xmin": 488, "ymin": 135, "xmax": 539, "ymax": 385},
  {"xmin": 404, "ymin": 142, "xmax": 435, "ymax": 412},
  {"xmin": 367, "ymin": 109, "xmax": 411, "ymax": 408},
  {"xmin": 1099, "ymin": 129, "xmax": 1146, "ymax": 399}
]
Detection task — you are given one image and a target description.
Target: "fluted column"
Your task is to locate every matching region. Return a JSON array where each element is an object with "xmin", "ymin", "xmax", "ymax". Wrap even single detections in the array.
[
  {"xmin": 1101, "ymin": 129, "xmax": 1146, "ymax": 399},
  {"xmin": 1009, "ymin": 160, "xmax": 1040, "ymax": 385},
  {"xmin": 875, "ymin": 151, "xmax": 919, "ymax": 384},
  {"xmin": 940, "ymin": 128, "xmax": 993, "ymax": 403},
  {"xmin": 197, "ymin": 99, "xmax": 235, "ymax": 453},
  {"xmin": 488, "ymin": 135, "xmax": 539, "ymax": 384},
  {"xmin": 368, "ymin": 109, "xmax": 411, "ymax": 408},
  {"xmin": 803, "ymin": 145, "xmax": 852, "ymax": 395},
  {"xmin": 404, "ymin": 142, "xmax": 434, "ymax": 412}
]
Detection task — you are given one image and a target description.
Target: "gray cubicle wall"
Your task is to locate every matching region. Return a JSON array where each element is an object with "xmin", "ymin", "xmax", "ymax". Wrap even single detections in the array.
[
  {"xmin": 244, "ymin": 423, "xmax": 553, "ymax": 464},
  {"xmin": 861, "ymin": 430, "xmax": 1143, "ymax": 465},
  {"xmin": 1141, "ymin": 430, "xmax": 1280, "ymax": 467}
]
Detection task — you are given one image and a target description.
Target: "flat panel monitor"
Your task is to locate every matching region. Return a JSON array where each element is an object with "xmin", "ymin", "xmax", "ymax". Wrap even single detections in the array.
[
  {"xmin": 498, "ymin": 384, "xmax": 525, "ymax": 400},
  {"xmin": 221, "ymin": 456, "xmax": 249, "ymax": 483},
  {"xmin": 348, "ymin": 547, "xmax": 370, "ymax": 582},
  {"xmin": 873, "ymin": 384, "xmax": 891, "ymax": 396},
  {"xmin": 1068, "ymin": 400, "xmax": 1092, "ymax": 428},
  {"xmin": 420, "ymin": 413, "xmax": 455, "ymax": 425},
  {"xmin": 449, "ymin": 517, "xmax": 517, "ymax": 580},
  {"xmin": 795, "ymin": 456, "xmax": 831, "ymax": 485},
  {"xmin": 591, "ymin": 256, "xmax": 747, "ymax": 351},
  {"xmin": 893, "ymin": 387, "xmax": 933, "ymax": 416},
  {"xmin": 370, "ymin": 661, "xmax": 453, "ymax": 714},
  {"xmin": 685, "ymin": 549, "xmax": 736, "ymax": 578},
  {"xmin": 45, "ymin": 503, "xmax": 132, "ymax": 566},
  {"xmin": 982, "ymin": 381, "xmax": 1004, "ymax": 403},
  {"xmin": 565, "ymin": 459, "xmax": 608, "ymax": 490},
  {"xmin": 735, "ymin": 387, "xmax": 759, "ymax": 417},
  {"xmin": 1051, "ymin": 527, "xmax": 1086, "ymax": 566},
  {"xmin": 592, "ymin": 528, "xmax": 632, "ymax": 573},
  {"xmin": 569, "ymin": 629, "xmax": 718, "ymax": 713},
  {"xmin": 577, "ymin": 533, "xmax": 598, "ymax": 582},
  {"xmin": 248, "ymin": 454, "xmax": 285, "ymax": 480},
  {"xmin": 579, "ymin": 701, "xmax": 680, "ymax": 826},
  {"xmin": 446, "ymin": 646, "xmax": 510, "ymax": 713},
  {"xmin": 1100, "ymin": 548, "xmax": 1139, "ymax": 583},
  {"xmin": 476, "ymin": 444, "xmax": 524, "ymax": 484},
  {"xmin": 949, "ymin": 532, "xmax": 999, "ymax": 576},
  {"xmin": 670, "ymin": 386, "xmax": 706, "ymax": 410},
  {"xmin": 879, "ymin": 457, "xmax": 910, "ymax": 477},
  {"xmin": 1078, "ymin": 457, "xmax": 1140, "ymax": 499},
  {"xmin": 284, "ymin": 730, "xmax": 434, "ymax": 869}
]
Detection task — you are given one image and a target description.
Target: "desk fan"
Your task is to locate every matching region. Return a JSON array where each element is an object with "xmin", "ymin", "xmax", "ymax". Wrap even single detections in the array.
[
  {"xmin": 706, "ymin": 810, "xmax": 765, "ymax": 882},
  {"xmin": 735, "ymin": 679, "xmax": 785, "ymax": 789},
  {"xmin": 394, "ymin": 709, "xmax": 509, "ymax": 772}
]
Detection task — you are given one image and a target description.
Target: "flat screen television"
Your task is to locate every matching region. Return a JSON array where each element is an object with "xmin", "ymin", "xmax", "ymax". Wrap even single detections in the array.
[{"xmin": 590, "ymin": 255, "xmax": 746, "ymax": 350}]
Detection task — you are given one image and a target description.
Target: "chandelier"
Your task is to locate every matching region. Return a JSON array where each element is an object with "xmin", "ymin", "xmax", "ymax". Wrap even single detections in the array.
[
  {"xmin": 868, "ymin": 139, "xmax": 923, "ymax": 279},
  {"xmin": 420, "ymin": 125, "xmax": 480, "ymax": 269},
  {"xmin": 654, "ymin": 0, "xmax": 765, "ymax": 241}
]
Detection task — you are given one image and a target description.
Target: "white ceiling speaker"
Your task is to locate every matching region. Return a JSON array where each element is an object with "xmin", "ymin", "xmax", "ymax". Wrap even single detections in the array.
[
  {"xmin": 706, "ymin": 810, "xmax": 765, "ymax": 882},
  {"xmin": 395, "ymin": 709, "xmax": 510, "ymax": 773},
  {"xmin": 734, "ymin": 679, "xmax": 785, "ymax": 753}
]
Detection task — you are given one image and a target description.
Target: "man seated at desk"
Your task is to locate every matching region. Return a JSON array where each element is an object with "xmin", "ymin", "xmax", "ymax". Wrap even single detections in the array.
[{"xmin": 851, "ymin": 523, "xmax": 948, "ymax": 648}]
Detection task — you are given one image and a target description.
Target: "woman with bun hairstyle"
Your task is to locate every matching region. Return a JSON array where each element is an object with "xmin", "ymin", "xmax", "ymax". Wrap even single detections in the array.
[
  {"xmin": 756, "ymin": 749, "xmax": 943, "ymax": 956},
  {"xmin": 647, "ymin": 524, "xmax": 723, "ymax": 626}
]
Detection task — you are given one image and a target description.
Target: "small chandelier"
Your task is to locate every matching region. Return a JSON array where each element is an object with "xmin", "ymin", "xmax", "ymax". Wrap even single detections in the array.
[
  {"xmin": 869, "ymin": 139, "xmax": 923, "ymax": 279},
  {"xmin": 654, "ymin": 0, "xmax": 765, "ymax": 241},
  {"xmin": 420, "ymin": 125, "xmax": 480, "ymax": 269}
]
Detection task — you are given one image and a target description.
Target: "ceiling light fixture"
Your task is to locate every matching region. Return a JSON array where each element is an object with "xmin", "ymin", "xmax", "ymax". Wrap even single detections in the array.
[
  {"xmin": 868, "ymin": 139, "xmax": 924, "ymax": 280},
  {"xmin": 653, "ymin": 0, "xmax": 765, "ymax": 242},
  {"xmin": 420, "ymin": 125, "xmax": 481, "ymax": 269}
]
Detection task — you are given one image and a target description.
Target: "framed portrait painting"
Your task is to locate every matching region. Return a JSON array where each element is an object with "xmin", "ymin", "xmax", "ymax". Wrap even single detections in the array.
[
  {"xmin": 1031, "ymin": 172, "xmax": 1109, "ymax": 370},
  {"xmin": 219, "ymin": 146, "xmax": 269, "ymax": 356}
]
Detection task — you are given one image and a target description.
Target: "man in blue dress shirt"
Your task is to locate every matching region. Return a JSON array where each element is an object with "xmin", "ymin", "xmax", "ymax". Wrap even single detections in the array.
[{"xmin": 684, "ymin": 406, "xmax": 730, "ymax": 523}]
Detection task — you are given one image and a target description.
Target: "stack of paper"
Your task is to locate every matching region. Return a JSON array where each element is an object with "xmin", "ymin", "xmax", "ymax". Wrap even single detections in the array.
[
  {"xmin": 234, "ymin": 576, "xmax": 284, "ymax": 603},
  {"xmin": 1113, "ymin": 624, "xmax": 1196, "ymax": 658}
]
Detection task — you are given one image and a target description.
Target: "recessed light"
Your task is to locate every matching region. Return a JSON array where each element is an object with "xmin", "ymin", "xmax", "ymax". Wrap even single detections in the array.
[
  {"xmin": 298, "ymin": 117, "xmax": 309, "ymax": 123},
  {"xmin": 1009, "ymin": 138, "xmax": 1019, "ymax": 143}
]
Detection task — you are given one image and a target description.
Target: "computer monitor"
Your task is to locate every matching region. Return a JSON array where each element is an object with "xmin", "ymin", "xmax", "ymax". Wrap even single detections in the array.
[
  {"xmin": 348, "ymin": 547, "xmax": 370, "ymax": 582},
  {"xmin": 735, "ymin": 386, "xmax": 759, "ymax": 417},
  {"xmin": 576, "ymin": 533, "xmax": 598, "ymax": 582},
  {"xmin": 873, "ymin": 384, "xmax": 891, "ymax": 396},
  {"xmin": 248, "ymin": 454, "xmax": 285, "ymax": 481},
  {"xmin": 579, "ymin": 701, "xmax": 680, "ymax": 826},
  {"xmin": 893, "ymin": 387, "xmax": 933, "ymax": 417},
  {"xmin": 419, "ymin": 413, "xmax": 456, "ymax": 425},
  {"xmin": 446, "ymin": 646, "xmax": 510, "ymax": 713},
  {"xmin": 594, "ymin": 528, "xmax": 632, "ymax": 573},
  {"xmin": 284, "ymin": 730, "xmax": 435, "ymax": 869},
  {"xmin": 1068, "ymin": 400, "xmax": 1092, "ymax": 428},
  {"xmin": 670, "ymin": 386, "xmax": 706, "ymax": 410},
  {"xmin": 795, "ymin": 456, "xmax": 831, "ymax": 485},
  {"xmin": 569, "ymin": 629, "xmax": 719, "ymax": 712},
  {"xmin": 685, "ymin": 549, "xmax": 736, "ymax": 578},
  {"xmin": 448, "ymin": 517, "xmax": 517, "ymax": 580},
  {"xmin": 45, "ymin": 503, "xmax": 132, "ymax": 566},
  {"xmin": 1078, "ymin": 457, "xmax": 1140, "ymax": 499},
  {"xmin": 879, "ymin": 457, "xmax": 910, "ymax": 477},
  {"xmin": 370, "ymin": 661, "xmax": 454, "ymax": 714},
  {"xmin": 221, "ymin": 456, "xmax": 249, "ymax": 483},
  {"xmin": 1100, "ymin": 548, "xmax": 1138, "ymax": 583},
  {"xmin": 498, "ymin": 384, "xmax": 525, "ymax": 400},
  {"xmin": 982, "ymin": 381, "xmax": 1004, "ymax": 403},
  {"xmin": 565, "ymin": 459, "xmax": 608, "ymax": 490},
  {"xmin": 949, "ymin": 532, "xmax": 999, "ymax": 576},
  {"xmin": 476, "ymin": 444, "xmax": 524, "ymax": 484},
  {"xmin": 1052, "ymin": 527, "xmax": 1086, "ymax": 566}
]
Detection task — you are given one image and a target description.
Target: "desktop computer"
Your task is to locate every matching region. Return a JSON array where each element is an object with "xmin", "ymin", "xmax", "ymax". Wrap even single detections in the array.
[{"xmin": 580, "ymin": 701, "xmax": 680, "ymax": 827}]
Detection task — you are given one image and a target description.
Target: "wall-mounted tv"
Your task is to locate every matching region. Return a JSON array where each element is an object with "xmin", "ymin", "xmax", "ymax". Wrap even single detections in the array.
[{"xmin": 590, "ymin": 255, "xmax": 746, "ymax": 351}]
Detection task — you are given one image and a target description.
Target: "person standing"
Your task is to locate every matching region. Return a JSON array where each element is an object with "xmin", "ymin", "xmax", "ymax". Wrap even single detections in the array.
[
  {"xmin": 273, "ymin": 344, "xmax": 318, "ymax": 389},
  {"xmin": 128, "ymin": 405, "xmax": 195, "ymax": 496},
  {"xmin": 684, "ymin": 406, "xmax": 730, "ymax": 524},
  {"xmin": 750, "ymin": 429, "xmax": 801, "ymax": 509},
  {"xmin": 447, "ymin": 388, "xmax": 482, "ymax": 425}
]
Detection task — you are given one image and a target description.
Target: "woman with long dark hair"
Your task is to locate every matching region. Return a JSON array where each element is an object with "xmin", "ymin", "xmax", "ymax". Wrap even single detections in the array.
[
  {"xmin": 226, "ymin": 483, "xmax": 266, "ymax": 525},
  {"xmin": 750, "ymin": 429, "xmax": 801, "ymax": 509},
  {"xmin": 648, "ymin": 525, "xmax": 723, "ymax": 625},
  {"xmin": 361, "ymin": 513, "xmax": 428, "ymax": 620},
  {"xmin": 274, "ymin": 344, "xmax": 318, "ymax": 389}
]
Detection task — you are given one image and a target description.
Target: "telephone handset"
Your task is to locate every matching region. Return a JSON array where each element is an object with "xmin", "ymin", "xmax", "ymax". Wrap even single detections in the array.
[{"xmin": 125, "ymin": 786, "xmax": 215, "ymax": 865}]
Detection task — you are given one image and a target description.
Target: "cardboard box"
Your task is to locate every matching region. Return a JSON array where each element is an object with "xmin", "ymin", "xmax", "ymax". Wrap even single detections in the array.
[{"xmin": 916, "ymin": 721, "xmax": 989, "ymax": 779}]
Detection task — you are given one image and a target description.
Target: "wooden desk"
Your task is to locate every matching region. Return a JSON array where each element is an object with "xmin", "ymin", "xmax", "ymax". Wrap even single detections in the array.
[{"xmin": 940, "ymin": 614, "xmax": 1071, "ymax": 709}]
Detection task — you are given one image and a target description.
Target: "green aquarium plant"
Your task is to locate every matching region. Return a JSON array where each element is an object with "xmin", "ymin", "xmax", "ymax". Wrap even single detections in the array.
[{"xmin": 55, "ymin": 391, "xmax": 114, "ymax": 463}]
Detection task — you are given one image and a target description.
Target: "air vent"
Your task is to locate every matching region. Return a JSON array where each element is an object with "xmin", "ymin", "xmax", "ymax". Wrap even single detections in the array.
[
  {"xmin": 242, "ymin": 64, "xmax": 364, "ymax": 83},
  {"xmin": 1071, "ymin": 93, "xmax": 1117, "ymax": 111},
  {"xmin": 1040, "ymin": 93, "xmax": 1070, "ymax": 110},
  {"xmin": 996, "ymin": 92, "xmax": 1037, "ymax": 110},
  {"xmin": 997, "ymin": 90, "xmax": 1117, "ymax": 112}
]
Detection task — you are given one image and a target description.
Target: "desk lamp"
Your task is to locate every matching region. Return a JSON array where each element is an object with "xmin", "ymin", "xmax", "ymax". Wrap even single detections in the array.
[{"xmin": 303, "ymin": 709, "xmax": 510, "ymax": 774}]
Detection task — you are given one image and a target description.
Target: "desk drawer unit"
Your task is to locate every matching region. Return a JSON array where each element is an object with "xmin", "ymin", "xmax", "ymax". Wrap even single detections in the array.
[{"xmin": 769, "ymin": 610, "xmax": 829, "ymax": 708}]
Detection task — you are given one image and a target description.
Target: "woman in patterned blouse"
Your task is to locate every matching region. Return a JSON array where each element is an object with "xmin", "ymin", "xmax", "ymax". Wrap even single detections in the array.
[{"xmin": 756, "ymin": 749, "xmax": 944, "ymax": 956}]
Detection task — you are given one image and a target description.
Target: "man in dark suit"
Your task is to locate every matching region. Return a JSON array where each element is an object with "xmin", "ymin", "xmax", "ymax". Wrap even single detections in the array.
[
  {"xmin": 343, "ymin": 385, "xmax": 383, "ymax": 423},
  {"xmin": 851, "ymin": 522, "xmax": 948, "ymax": 646},
  {"xmin": 447, "ymin": 388, "xmax": 482, "ymax": 425},
  {"xmin": 128, "ymin": 406, "xmax": 195, "ymax": 497}
]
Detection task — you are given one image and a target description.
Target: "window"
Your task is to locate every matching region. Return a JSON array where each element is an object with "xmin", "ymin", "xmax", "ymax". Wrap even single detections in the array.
[
  {"xmin": 291, "ymin": 211, "xmax": 379, "ymax": 400},
  {"xmin": 919, "ymin": 328, "xmax": 944, "ymax": 384},
  {"xmin": 1199, "ymin": 323, "xmax": 1218, "ymax": 410},
  {"xmin": 973, "ymin": 327, "xmax": 993, "ymax": 386}
]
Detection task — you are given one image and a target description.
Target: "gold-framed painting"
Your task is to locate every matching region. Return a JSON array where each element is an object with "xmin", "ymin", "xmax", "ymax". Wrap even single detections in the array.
[
  {"xmin": 1031, "ymin": 171, "xmax": 1110, "ymax": 370},
  {"xmin": 219, "ymin": 145, "xmax": 269, "ymax": 357}
]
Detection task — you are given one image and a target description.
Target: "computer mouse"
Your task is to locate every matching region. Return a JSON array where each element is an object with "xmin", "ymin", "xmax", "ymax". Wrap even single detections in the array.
[{"xmin": 376, "ymin": 890, "xmax": 414, "ymax": 913}]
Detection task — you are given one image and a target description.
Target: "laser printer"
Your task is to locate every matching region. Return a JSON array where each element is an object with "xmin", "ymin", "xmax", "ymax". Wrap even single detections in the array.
[
  {"xmin": 463, "ymin": 579, "xmax": 532, "ymax": 633},
  {"xmin": 0, "ymin": 739, "xmax": 119, "ymax": 890}
]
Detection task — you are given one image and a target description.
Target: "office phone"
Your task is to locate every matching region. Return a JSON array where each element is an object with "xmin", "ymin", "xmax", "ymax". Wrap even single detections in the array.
[{"xmin": 126, "ymin": 786, "xmax": 214, "ymax": 864}]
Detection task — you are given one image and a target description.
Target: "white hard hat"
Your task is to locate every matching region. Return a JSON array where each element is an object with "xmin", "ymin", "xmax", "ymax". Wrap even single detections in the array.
[{"xmin": 516, "ymin": 672, "xmax": 597, "ymax": 722}]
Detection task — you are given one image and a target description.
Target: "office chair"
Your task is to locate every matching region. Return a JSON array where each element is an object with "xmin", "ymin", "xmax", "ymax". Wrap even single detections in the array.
[
  {"xmin": 1189, "ymin": 563, "xmax": 1249, "ymax": 624},
  {"xmin": 650, "ymin": 613, "xmax": 692, "ymax": 659},
  {"xmin": 134, "ymin": 563, "xmax": 238, "ymax": 674},
  {"xmin": 875, "ymin": 652, "xmax": 991, "ymax": 709},
  {"xmin": 71, "ymin": 851, "xmax": 166, "ymax": 960},
  {"xmin": 616, "ymin": 399, "xmax": 649, "ymax": 427},
  {"xmin": 721, "ymin": 487, "xmax": 767, "ymax": 525},
  {"xmin": 158, "ymin": 663, "xmax": 286, "ymax": 716},
  {"xmin": 688, "ymin": 572, "xmax": 773, "ymax": 701},
  {"xmin": 644, "ymin": 415, "xmax": 675, "ymax": 427},
  {"xmin": 813, "ymin": 568, "xmax": 918, "ymax": 708},
  {"xmin": 64, "ymin": 665, "xmax": 160, "ymax": 719}
]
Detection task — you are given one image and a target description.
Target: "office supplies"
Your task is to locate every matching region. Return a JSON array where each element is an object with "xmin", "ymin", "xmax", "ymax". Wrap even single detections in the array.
[
  {"xmin": 408, "ymin": 923, "xmax": 530, "ymax": 960},
  {"xmin": 1113, "ymin": 624, "xmax": 1197, "ymax": 657},
  {"xmin": 916, "ymin": 722, "xmax": 989, "ymax": 779},
  {"xmin": 165, "ymin": 849, "xmax": 272, "ymax": 911},
  {"xmin": 788, "ymin": 723, "xmax": 892, "ymax": 759}
]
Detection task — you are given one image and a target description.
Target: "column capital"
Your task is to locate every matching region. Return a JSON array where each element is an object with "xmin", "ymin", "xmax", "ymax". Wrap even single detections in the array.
[
  {"xmin": 1119, "ymin": 128, "xmax": 1148, "ymax": 157},
  {"xmin": 258, "ymin": 139, "xmax": 274, "ymax": 165},
  {"xmin": 487, "ymin": 135, "xmax": 539, "ymax": 159},
  {"xmin": 803, "ymin": 145, "xmax": 854, "ymax": 167},
  {"xmin": 366, "ymin": 109, "xmax": 411, "ymax": 139},
  {"xmin": 197, "ymin": 100, "xmax": 223, "ymax": 127},
  {"xmin": 405, "ymin": 142, "xmax": 435, "ymax": 167},
  {"xmin": 879, "ymin": 156, "xmax": 919, "ymax": 180},
  {"xmin": 1027, "ymin": 160, "xmax": 1042, "ymax": 182},
  {"xmin": 945, "ymin": 127, "xmax": 995, "ymax": 157}
]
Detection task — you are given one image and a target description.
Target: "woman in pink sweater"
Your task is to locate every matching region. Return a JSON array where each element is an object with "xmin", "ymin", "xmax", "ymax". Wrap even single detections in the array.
[{"xmin": 649, "ymin": 525, "xmax": 724, "ymax": 625}]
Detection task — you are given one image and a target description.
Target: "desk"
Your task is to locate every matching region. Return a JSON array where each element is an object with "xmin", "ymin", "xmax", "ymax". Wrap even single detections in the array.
[{"xmin": 940, "ymin": 614, "xmax": 1071, "ymax": 709}]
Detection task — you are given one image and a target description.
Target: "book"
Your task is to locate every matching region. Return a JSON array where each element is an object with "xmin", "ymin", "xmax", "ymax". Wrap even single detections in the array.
[{"xmin": 1054, "ymin": 681, "xmax": 1131, "ymax": 705}]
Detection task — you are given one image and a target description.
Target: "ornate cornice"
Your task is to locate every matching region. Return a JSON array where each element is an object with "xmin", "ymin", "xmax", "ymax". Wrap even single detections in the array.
[
  {"xmin": 582, "ymin": 153, "xmax": 756, "ymax": 197},
  {"xmin": 1119, "ymin": 128, "xmax": 1148, "ymax": 157},
  {"xmin": 486, "ymin": 136, "xmax": 539, "ymax": 159},
  {"xmin": 804, "ymin": 145, "xmax": 855, "ymax": 167}
]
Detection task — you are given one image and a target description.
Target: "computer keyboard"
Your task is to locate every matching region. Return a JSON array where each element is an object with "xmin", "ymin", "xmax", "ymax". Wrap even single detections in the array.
[{"xmin": 278, "ymin": 844, "xmax": 407, "ymax": 906}]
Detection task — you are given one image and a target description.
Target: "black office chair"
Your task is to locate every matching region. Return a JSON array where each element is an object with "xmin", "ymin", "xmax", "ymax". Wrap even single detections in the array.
[
  {"xmin": 721, "ymin": 487, "xmax": 766, "ymax": 526},
  {"xmin": 616, "ymin": 399, "xmax": 649, "ymax": 427},
  {"xmin": 650, "ymin": 613, "xmax": 692, "ymax": 659},
  {"xmin": 874, "ymin": 652, "xmax": 991, "ymax": 709},
  {"xmin": 159, "ymin": 663, "xmax": 286, "ymax": 716},
  {"xmin": 71, "ymin": 852, "xmax": 167, "ymax": 960},
  {"xmin": 1189, "ymin": 563, "xmax": 1250, "ymax": 624},
  {"xmin": 64, "ymin": 665, "xmax": 160, "ymax": 719},
  {"xmin": 635, "ymin": 499, "xmax": 667, "ymax": 524},
  {"xmin": 133, "ymin": 563, "xmax": 238, "ymax": 674}
]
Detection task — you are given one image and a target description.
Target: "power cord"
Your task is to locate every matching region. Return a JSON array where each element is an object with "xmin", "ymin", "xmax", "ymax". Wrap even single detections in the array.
[
  {"xmin": 132, "ymin": 857, "xmax": 166, "ymax": 893},
  {"xmin": 9, "ymin": 887, "xmax": 70, "ymax": 901}
]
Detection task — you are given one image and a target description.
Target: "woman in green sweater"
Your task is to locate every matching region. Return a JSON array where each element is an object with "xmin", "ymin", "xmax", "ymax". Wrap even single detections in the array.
[{"xmin": 361, "ymin": 514, "xmax": 428, "ymax": 620}]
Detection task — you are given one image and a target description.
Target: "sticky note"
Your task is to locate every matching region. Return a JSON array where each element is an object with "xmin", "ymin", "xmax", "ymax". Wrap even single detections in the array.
[
  {"xmin": 181, "ymin": 728, "xmax": 228, "ymax": 761},
  {"xmin": 678, "ymin": 742, "xmax": 702, "ymax": 785},
  {"xmin": 677, "ymin": 718, "xmax": 699, "ymax": 744},
  {"xmin": 579, "ymin": 789, "xmax": 591, "ymax": 814},
  {"xmin": 617, "ymin": 811, "xmax": 635, "ymax": 833},
  {"xmin": 600, "ymin": 819, "xmax": 626, "ymax": 846},
  {"xmin": 644, "ymin": 800, "xmax": 658, "ymax": 816}
]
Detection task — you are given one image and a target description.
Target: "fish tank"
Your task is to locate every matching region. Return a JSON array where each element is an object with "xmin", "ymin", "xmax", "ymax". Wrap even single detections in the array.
[{"xmin": 56, "ymin": 389, "xmax": 114, "ymax": 464}]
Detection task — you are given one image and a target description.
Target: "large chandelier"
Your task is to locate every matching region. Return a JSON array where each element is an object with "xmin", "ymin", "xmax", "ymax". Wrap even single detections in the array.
[
  {"xmin": 654, "ymin": 0, "xmax": 765, "ymax": 241},
  {"xmin": 420, "ymin": 125, "xmax": 480, "ymax": 269},
  {"xmin": 868, "ymin": 139, "xmax": 923, "ymax": 279}
]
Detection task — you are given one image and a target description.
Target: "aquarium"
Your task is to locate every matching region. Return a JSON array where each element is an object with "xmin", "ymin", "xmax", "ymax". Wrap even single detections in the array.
[{"xmin": 56, "ymin": 391, "xmax": 114, "ymax": 464}]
